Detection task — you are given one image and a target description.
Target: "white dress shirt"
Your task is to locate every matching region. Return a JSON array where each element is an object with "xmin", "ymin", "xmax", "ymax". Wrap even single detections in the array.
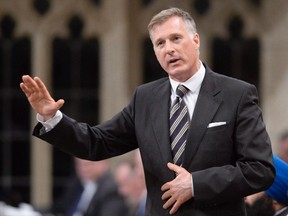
[{"xmin": 169, "ymin": 61, "xmax": 205, "ymax": 120}]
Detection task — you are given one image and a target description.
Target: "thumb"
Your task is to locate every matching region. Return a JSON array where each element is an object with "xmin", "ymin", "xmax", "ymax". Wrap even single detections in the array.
[
  {"xmin": 167, "ymin": 162, "xmax": 181, "ymax": 173},
  {"xmin": 55, "ymin": 99, "xmax": 65, "ymax": 110}
]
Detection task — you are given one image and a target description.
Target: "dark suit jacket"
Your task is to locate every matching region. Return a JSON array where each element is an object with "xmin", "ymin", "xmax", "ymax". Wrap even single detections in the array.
[
  {"xmin": 34, "ymin": 64, "xmax": 275, "ymax": 216},
  {"xmin": 49, "ymin": 172, "xmax": 128, "ymax": 216}
]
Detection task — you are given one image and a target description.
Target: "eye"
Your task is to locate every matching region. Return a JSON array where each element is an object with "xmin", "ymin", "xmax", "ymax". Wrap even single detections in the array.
[
  {"xmin": 173, "ymin": 35, "xmax": 182, "ymax": 42},
  {"xmin": 156, "ymin": 40, "xmax": 164, "ymax": 47}
]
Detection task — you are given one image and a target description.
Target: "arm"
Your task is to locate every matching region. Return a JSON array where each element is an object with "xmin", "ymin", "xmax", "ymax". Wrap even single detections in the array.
[{"xmin": 32, "ymin": 95, "xmax": 138, "ymax": 160}]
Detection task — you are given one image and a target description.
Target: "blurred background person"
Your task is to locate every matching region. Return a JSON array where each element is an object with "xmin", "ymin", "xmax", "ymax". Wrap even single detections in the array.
[
  {"xmin": 115, "ymin": 150, "xmax": 146, "ymax": 216},
  {"xmin": 277, "ymin": 131, "xmax": 288, "ymax": 163},
  {"xmin": 245, "ymin": 155, "xmax": 288, "ymax": 216},
  {"xmin": 0, "ymin": 188, "xmax": 41, "ymax": 216},
  {"xmin": 245, "ymin": 192, "xmax": 275, "ymax": 216},
  {"xmin": 0, "ymin": 202, "xmax": 41, "ymax": 216},
  {"xmin": 41, "ymin": 158, "xmax": 128, "ymax": 216}
]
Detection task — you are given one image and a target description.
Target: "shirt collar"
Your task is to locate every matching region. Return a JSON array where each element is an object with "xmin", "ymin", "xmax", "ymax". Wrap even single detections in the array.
[{"xmin": 169, "ymin": 61, "xmax": 205, "ymax": 94}]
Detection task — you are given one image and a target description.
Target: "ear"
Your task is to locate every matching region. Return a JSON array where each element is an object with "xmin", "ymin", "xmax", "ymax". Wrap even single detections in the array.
[{"xmin": 193, "ymin": 33, "xmax": 200, "ymax": 49}]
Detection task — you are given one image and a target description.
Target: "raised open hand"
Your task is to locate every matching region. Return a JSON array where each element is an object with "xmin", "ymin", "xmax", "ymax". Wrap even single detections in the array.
[{"xmin": 20, "ymin": 75, "xmax": 64, "ymax": 121}]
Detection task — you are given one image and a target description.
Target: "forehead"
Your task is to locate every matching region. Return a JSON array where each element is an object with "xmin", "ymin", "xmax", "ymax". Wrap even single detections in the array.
[{"xmin": 151, "ymin": 16, "xmax": 187, "ymax": 40}]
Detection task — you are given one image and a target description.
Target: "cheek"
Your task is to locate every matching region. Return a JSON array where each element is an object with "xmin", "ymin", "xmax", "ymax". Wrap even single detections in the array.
[
  {"xmin": 185, "ymin": 46, "xmax": 197, "ymax": 60},
  {"xmin": 155, "ymin": 52, "xmax": 165, "ymax": 65}
]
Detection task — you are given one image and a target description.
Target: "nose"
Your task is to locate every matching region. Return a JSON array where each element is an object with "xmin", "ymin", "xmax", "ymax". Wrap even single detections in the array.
[{"xmin": 165, "ymin": 41, "xmax": 175, "ymax": 54}]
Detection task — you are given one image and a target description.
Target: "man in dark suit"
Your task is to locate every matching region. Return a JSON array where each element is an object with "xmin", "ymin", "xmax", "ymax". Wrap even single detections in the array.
[
  {"xmin": 20, "ymin": 7, "xmax": 275, "ymax": 216},
  {"xmin": 43, "ymin": 158, "xmax": 128, "ymax": 216}
]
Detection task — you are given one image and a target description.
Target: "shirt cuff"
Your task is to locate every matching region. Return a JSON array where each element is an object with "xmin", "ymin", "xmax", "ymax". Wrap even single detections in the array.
[
  {"xmin": 191, "ymin": 174, "xmax": 194, "ymax": 197},
  {"xmin": 36, "ymin": 110, "xmax": 63, "ymax": 132}
]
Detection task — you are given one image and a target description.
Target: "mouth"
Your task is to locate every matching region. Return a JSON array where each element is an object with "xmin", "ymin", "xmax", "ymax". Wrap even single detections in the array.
[{"xmin": 168, "ymin": 58, "xmax": 180, "ymax": 64}]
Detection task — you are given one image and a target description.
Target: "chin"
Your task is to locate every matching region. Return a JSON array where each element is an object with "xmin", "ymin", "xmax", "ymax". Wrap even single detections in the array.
[{"xmin": 168, "ymin": 70, "xmax": 184, "ymax": 77}]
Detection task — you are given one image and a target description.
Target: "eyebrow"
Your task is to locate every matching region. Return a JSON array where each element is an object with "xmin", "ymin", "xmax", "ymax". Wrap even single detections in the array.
[{"xmin": 154, "ymin": 33, "xmax": 183, "ymax": 44}]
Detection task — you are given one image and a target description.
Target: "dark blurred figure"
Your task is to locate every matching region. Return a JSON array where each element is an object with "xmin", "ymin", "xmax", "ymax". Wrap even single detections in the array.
[
  {"xmin": 246, "ymin": 155, "xmax": 288, "ymax": 216},
  {"xmin": 246, "ymin": 192, "xmax": 275, "ymax": 216},
  {"xmin": 42, "ymin": 158, "xmax": 128, "ymax": 216},
  {"xmin": 0, "ymin": 189, "xmax": 22, "ymax": 207},
  {"xmin": 212, "ymin": 15, "xmax": 260, "ymax": 91},
  {"xmin": 115, "ymin": 150, "xmax": 146, "ymax": 216}
]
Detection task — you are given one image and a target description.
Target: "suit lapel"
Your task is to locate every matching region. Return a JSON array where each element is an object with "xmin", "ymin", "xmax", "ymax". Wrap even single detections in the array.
[
  {"xmin": 149, "ymin": 80, "xmax": 174, "ymax": 169},
  {"xmin": 148, "ymin": 69, "xmax": 223, "ymax": 172},
  {"xmin": 183, "ymin": 68, "xmax": 222, "ymax": 168}
]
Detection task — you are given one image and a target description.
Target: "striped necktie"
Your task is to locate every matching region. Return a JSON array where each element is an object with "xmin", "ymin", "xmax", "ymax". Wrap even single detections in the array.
[{"xmin": 169, "ymin": 84, "xmax": 190, "ymax": 166}]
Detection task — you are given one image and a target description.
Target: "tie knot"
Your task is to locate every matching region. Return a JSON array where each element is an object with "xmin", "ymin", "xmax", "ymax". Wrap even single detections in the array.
[{"xmin": 176, "ymin": 85, "xmax": 189, "ymax": 99}]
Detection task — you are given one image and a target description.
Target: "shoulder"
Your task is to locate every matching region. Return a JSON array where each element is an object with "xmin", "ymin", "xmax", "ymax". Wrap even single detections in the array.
[
  {"xmin": 131, "ymin": 77, "xmax": 170, "ymax": 99},
  {"xmin": 137, "ymin": 77, "xmax": 169, "ymax": 90},
  {"xmin": 204, "ymin": 64, "xmax": 256, "ymax": 93},
  {"xmin": 201, "ymin": 64, "xmax": 260, "ymax": 106}
]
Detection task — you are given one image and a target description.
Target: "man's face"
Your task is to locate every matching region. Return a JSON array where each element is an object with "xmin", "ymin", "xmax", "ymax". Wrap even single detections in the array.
[
  {"xmin": 150, "ymin": 16, "xmax": 200, "ymax": 82},
  {"xmin": 75, "ymin": 158, "xmax": 107, "ymax": 181}
]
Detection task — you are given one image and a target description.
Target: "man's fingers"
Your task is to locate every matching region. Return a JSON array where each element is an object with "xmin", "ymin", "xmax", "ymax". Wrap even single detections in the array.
[
  {"xmin": 20, "ymin": 82, "xmax": 30, "ymax": 95},
  {"xmin": 161, "ymin": 182, "xmax": 169, "ymax": 192},
  {"xmin": 161, "ymin": 189, "xmax": 171, "ymax": 200},
  {"xmin": 162, "ymin": 195, "xmax": 182, "ymax": 215},
  {"xmin": 22, "ymin": 75, "xmax": 37, "ymax": 89},
  {"xmin": 169, "ymin": 200, "xmax": 181, "ymax": 215},
  {"xmin": 167, "ymin": 162, "xmax": 182, "ymax": 175},
  {"xmin": 22, "ymin": 75, "xmax": 46, "ymax": 93},
  {"xmin": 22, "ymin": 75, "xmax": 31, "ymax": 83},
  {"xmin": 34, "ymin": 77, "xmax": 47, "ymax": 91},
  {"xmin": 34, "ymin": 76, "xmax": 52, "ymax": 97},
  {"xmin": 163, "ymin": 196, "xmax": 176, "ymax": 210}
]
